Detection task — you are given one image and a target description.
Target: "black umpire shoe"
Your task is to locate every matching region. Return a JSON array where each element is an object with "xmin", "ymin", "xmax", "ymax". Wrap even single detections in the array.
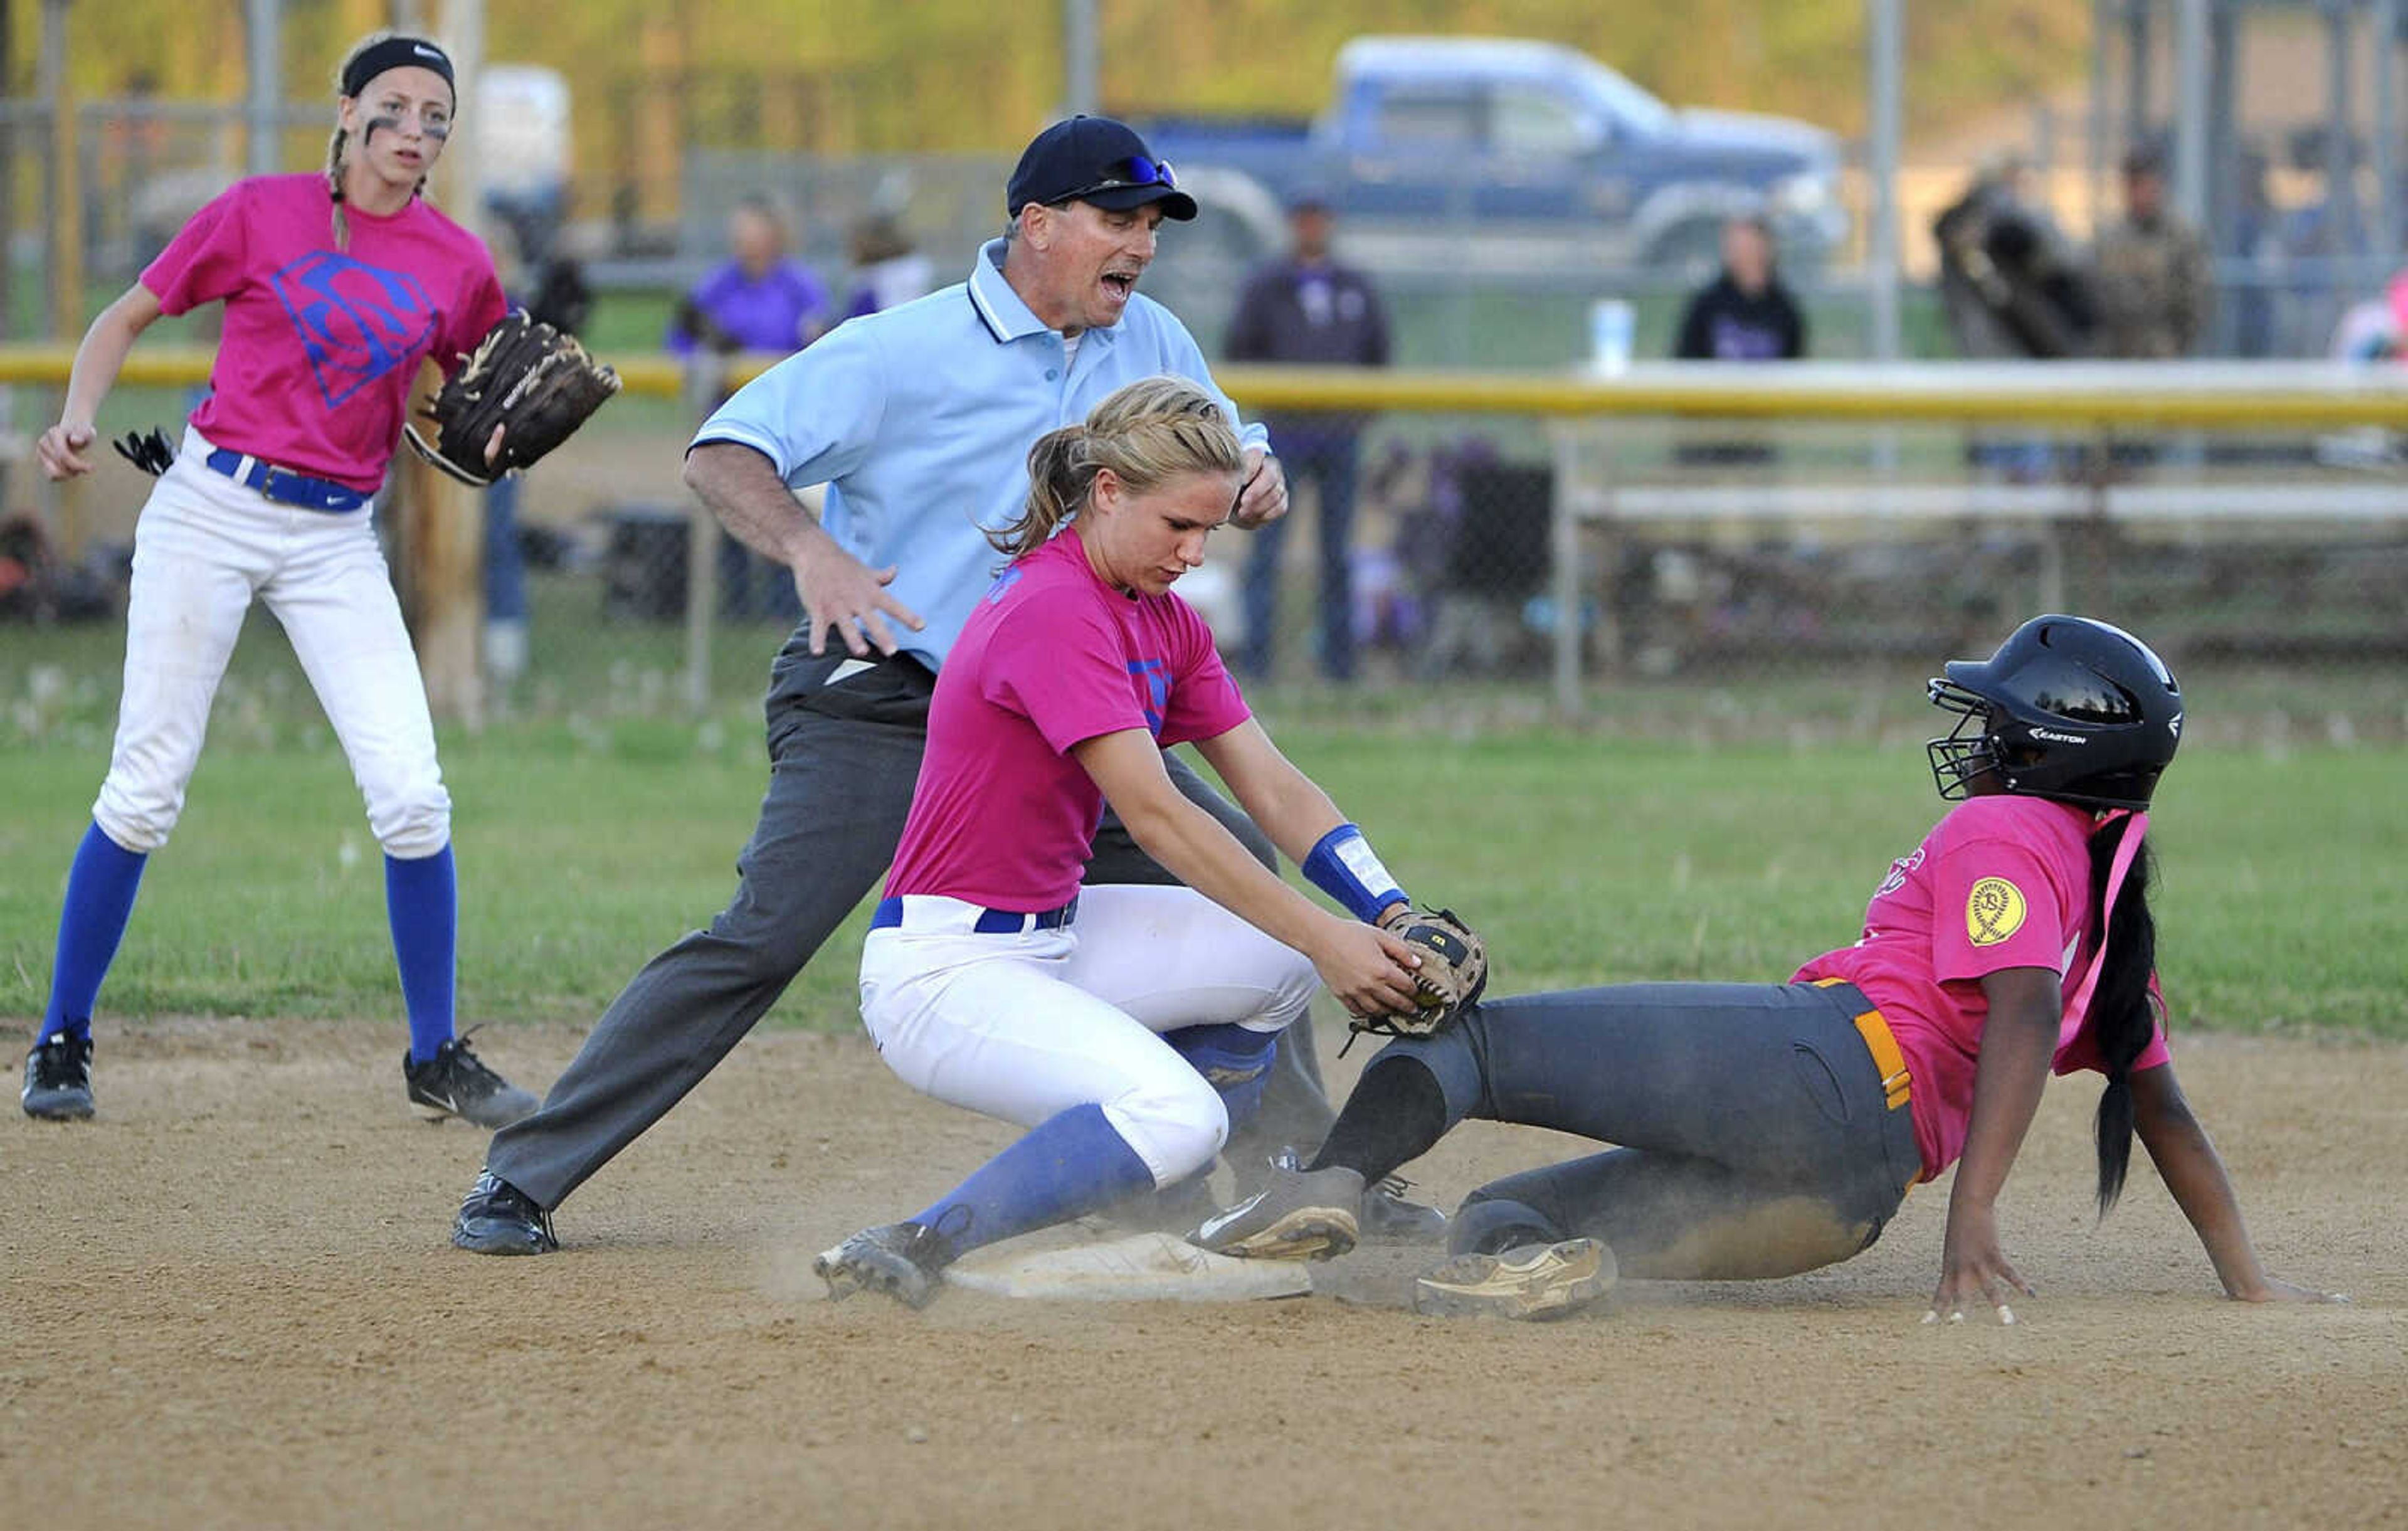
[
  {"xmin": 22, "ymin": 1034, "xmax": 96, "ymax": 1121},
  {"xmin": 453, "ymin": 1170, "xmax": 558, "ymax": 1256},
  {"xmin": 815, "ymin": 1222, "xmax": 956, "ymax": 1309},
  {"xmin": 403, "ymin": 1032, "xmax": 539, "ymax": 1128}
]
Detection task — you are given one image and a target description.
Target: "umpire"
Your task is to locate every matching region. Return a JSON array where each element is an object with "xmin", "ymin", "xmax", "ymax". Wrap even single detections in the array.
[{"xmin": 453, "ymin": 117, "xmax": 1441, "ymax": 1253}]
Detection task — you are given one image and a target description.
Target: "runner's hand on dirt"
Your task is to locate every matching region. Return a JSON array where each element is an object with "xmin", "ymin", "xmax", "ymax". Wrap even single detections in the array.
[{"xmin": 1925, "ymin": 1202, "xmax": 2033, "ymax": 1325}]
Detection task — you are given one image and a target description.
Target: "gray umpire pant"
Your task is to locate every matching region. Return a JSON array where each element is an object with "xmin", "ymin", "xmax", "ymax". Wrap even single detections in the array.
[{"xmin": 485, "ymin": 646, "xmax": 1336, "ymax": 1211}]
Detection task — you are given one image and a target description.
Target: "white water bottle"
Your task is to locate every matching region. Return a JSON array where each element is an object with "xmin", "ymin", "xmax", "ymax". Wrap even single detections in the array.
[{"xmin": 1588, "ymin": 299, "xmax": 1634, "ymax": 376}]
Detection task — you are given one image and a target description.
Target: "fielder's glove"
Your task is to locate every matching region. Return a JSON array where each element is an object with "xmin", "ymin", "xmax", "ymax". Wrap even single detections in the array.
[
  {"xmin": 1353, "ymin": 905, "xmax": 1489, "ymax": 1041},
  {"xmin": 404, "ymin": 312, "xmax": 621, "ymax": 487},
  {"xmin": 114, "ymin": 426, "xmax": 175, "ymax": 477}
]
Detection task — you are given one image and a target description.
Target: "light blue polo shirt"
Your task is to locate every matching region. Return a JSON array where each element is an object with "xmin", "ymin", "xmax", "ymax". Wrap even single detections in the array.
[{"xmin": 693, "ymin": 238, "xmax": 1269, "ymax": 670}]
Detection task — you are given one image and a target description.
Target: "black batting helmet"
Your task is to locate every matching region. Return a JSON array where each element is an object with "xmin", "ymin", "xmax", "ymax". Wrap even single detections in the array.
[{"xmin": 1926, "ymin": 615, "xmax": 2184, "ymax": 810}]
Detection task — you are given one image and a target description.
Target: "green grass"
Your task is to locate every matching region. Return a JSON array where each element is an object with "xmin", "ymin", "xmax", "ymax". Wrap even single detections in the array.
[{"xmin": 3, "ymin": 692, "xmax": 2401, "ymax": 1040}]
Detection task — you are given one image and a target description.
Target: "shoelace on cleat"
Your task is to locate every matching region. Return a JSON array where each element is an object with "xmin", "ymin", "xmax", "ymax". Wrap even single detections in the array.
[{"xmin": 438, "ymin": 1028, "xmax": 509, "ymax": 1094}]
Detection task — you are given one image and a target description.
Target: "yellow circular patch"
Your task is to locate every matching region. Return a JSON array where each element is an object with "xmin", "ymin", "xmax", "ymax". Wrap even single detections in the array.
[{"xmin": 1965, "ymin": 877, "xmax": 2028, "ymax": 946}]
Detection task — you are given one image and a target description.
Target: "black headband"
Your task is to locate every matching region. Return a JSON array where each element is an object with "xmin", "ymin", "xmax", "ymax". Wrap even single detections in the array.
[{"xmin": 341, "ymin": 36, "xmax": 455, "ymax": 102}]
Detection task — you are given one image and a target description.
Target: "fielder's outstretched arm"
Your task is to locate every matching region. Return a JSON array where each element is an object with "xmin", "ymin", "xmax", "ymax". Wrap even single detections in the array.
[
  {"xmin": 2131, "ymin": 1064, "xmax": 2342, "ymax": 1303},
  {"xmin": 682, "ymin": 440, "xmax": 923, "ymax": 657},
  {"xmin": 1073, "ymin": 726, "xmax": 1420, "ymax": 1020}
]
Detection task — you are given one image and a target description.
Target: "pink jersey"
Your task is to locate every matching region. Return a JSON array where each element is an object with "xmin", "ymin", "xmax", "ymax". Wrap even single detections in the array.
[
  {"xmin": 885, "ymin": 531, "xmax": 1251, "ymax": 912},
  {"xmin": 141, "ymin": 174, "xmax": 508, "ymax": 492},
  {"xmin": 1793, "ymin": 793, "xmax": 2170, "ymax": 1180}
]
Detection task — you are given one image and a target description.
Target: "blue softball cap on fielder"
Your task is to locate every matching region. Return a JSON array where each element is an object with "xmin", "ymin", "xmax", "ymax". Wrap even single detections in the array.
[{"xmin": 1007, "ymin": 115, "xmax": 1198, "ymax": 221}]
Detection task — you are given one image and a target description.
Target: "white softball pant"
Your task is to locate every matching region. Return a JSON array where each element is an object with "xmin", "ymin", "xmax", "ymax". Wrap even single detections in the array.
[
  {"xmin": 91, "ymin": 426, "xmax": 450, "ymax": 858},
  {"xmin": 858, "ymin": 884, "xmax": 1319, "ymax": 1187}
]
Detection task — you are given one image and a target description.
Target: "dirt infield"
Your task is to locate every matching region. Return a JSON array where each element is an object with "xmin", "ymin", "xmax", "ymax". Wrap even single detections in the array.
[{"xmin": 4, "ymin": 1017, "xmax": 2400, "ymax": 1531}]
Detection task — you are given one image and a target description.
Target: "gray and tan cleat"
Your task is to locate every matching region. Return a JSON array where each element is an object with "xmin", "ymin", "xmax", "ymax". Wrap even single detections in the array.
[
  {"xmin": 1411, "ymin": 1237, "xmax": 1617, "ymax": 1321},
  {"xmin": 1190, "ymin": 1164, "xmax": 1364, "ymax": 1260}
]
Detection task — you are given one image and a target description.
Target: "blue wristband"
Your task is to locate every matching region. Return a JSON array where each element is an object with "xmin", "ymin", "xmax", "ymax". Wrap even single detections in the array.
[{"xmin": 1301, "ymin": 823, "xmax": 1408, "ymax": 924}]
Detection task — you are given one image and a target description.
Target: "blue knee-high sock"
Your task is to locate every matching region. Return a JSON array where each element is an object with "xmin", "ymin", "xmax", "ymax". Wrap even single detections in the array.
[
  {"xmin": 1165, "ymin": 1022, "xmax": 1280, "ymax": 1133},
  {"xmin": 910, "ymin": 1104, "xmax": 1155, "ymax": 1258},
  {"xmin": 38, "ymin": 823, "xmax": 150, "ymax": 1044},
  {"xmin": 385, "ymin": 846, "xmax": 457, "ymax": 1064}
]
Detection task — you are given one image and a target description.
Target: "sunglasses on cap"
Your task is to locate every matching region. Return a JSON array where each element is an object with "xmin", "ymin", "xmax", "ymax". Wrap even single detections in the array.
[{"xmin": 1050, "ymin": 154, "xmax": 1178, "ymax": 205}]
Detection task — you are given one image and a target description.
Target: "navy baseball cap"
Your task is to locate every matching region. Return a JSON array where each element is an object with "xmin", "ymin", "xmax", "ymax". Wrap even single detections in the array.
[{"xmin": 1007, "ymin": 115, "xmax": 1197, "ymax": 221}]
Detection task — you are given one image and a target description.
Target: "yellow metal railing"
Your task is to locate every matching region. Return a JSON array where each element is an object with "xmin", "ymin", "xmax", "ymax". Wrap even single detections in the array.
[{"xmin": 9, "ymin": 349, "xmax": 2408, "ymax": 428}]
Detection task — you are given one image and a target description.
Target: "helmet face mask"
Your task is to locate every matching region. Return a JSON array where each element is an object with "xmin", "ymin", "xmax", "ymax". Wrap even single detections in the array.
[
  {"xmin": 1923, "ymin": 615, "xmax": 2184, "ymax": 811},
  {"xmin": 1925, "ymin": 682, "xmax": 2007, "ymax": 799}
]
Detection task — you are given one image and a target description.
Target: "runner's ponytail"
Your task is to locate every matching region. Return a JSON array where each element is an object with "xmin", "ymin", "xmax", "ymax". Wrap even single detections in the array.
[{"xmin": 2088, "ymin": 810, "xmax": 2160, "ymax": 1215}]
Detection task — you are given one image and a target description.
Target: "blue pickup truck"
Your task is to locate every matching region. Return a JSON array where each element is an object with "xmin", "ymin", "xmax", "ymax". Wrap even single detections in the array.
[{"xmin": 1142, "ymin": 36, "xmax": 1848, "ymax": 277}]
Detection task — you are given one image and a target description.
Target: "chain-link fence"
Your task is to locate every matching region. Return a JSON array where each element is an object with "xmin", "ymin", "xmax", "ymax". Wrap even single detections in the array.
[
  {"xmin": 6, "ymin": 86, "xmax": 2408, "ymax": 743},
  {"xmin": 418, "ymin": 366, "xmax": 2408, "ymax": 735},
  {"xmin": 6, "ymin": 354, "xmax": 2407, "ymax": 749}
]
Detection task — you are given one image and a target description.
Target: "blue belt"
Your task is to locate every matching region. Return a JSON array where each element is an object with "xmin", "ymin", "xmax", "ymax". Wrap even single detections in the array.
[
  {"xmin": 870, "ymin": 894, "xmax": 1079, "ymax": 934},
  {"xmin": 204, "ymin": 449, "xmax": 372, "ymax": 512}
]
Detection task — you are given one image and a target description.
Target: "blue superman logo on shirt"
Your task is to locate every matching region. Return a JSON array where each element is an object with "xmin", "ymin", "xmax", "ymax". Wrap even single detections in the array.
[
  {"xmin": 1127, "ymin": 657, "xmax": 1169, "ymax": 734},
  {"xmin": 268, "ymin": 252, "xmax": 438, "ymax": 408}
]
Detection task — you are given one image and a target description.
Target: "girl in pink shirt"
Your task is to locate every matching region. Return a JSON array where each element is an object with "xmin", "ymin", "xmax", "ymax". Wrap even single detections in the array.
[
  {"xmin": 21, "ymin": 33, "xmax": 536, "ymax": 1130},
  {"xmin": 816, "ymin": 378, "xmax": 1441, "ymax": 1307},
  {"xmin": 1203, "ymin": 617, "xmax": 2340, "ymax": 1323}
]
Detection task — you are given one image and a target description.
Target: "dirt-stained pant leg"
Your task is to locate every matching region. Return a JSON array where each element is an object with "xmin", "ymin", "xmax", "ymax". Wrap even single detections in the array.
[
  {"xmin": 1380, "ymin": 982, "xmax": 1921, "ymax": 1279},
  {"xmin": 485, "ymin": 652, "xmax": 933, "ymax": 1210},
  {"xmin": 1084, "ymin": 750, "xmax": 1338, "ymax": 1162}
]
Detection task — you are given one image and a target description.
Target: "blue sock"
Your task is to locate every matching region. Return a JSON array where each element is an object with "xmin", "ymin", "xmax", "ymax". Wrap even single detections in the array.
[
  {"xmin": 38, "ymin": 823, "xmax": 150, "ymax": 1045},
  {"xmin": 386, "ymin": 846, "xmax": 457, "ymax": 1064},
  {"xmin": 910, "ymin": 1103, "xmax": 1156, "ymax": 1258},
  {"xmin": 1165, "ymin": 1022, "xmax": 1279, "ymax": 1133}
]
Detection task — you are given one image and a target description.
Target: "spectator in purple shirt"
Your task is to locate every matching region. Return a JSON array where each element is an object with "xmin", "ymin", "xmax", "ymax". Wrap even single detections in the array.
[
  {"xmin": 1671, "ymin": 213, "xmax": 1807, "ymax": 467},
  {"xmin": 668, "ymin": 194, "xmax": 831, "ymax": 358}
]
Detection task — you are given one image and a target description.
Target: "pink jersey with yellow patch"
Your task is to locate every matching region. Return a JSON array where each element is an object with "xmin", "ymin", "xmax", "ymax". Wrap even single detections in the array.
[{"xmin": 1793, "ymin": 793, "xmax": 2170, "ymax": 1179}]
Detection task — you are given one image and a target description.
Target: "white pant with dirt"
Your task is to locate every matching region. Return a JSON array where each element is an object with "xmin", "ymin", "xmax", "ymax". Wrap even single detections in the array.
[
  {"xmin": 92, "ymin": 426, "xmax": 449, "ymax": 857},
  {"xmin": 858, "ymin": 884, "xmax": 1318, "ymax": 1187}
]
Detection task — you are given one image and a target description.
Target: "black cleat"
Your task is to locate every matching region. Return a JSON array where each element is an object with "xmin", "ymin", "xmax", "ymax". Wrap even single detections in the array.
[
  {"xmin": 22, "ymin": 1034, "xmax": 95, "ymax": 1121},
  {"xmin": 1249, "ymin": 1150, "xmax": 1444, "ymax": 1248},
  {"xmin": 452, "ymin": 1170, "xmax": 557, "ymax": 1256},
  {"xmin": 1361, "ymin": 1173, "xmax": 1450, "ymax": 1246},
  {"xmin": 813, "ymin": 1222, "xmax": 954, "ymax": 1308},
  {"xmin": 404, "ymin": 1032, "xmax": 538, "ymax": 1128}
]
